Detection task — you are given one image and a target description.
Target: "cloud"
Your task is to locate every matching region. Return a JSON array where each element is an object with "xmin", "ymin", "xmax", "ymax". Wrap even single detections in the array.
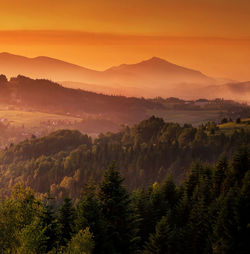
[{"xmin": 0, "ymin": 30, "xmax": 249, "ymax": 46}]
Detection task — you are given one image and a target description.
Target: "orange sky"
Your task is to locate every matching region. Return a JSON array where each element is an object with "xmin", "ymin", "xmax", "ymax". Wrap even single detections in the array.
[{"xmin": 0, "ymin": 0, "xmax": 250, "ymax": 80}]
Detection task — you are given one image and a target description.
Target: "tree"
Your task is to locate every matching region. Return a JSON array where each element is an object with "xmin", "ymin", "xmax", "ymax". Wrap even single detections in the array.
[
  {"xmin": 64, "ymin": 227, "xmax": 94, "ymax": 254},
  {"xmin": 75, "ymin": 186, "xmax": 107, "ymax": 254},
  {"xmin": 232, "ymin": 145, "xmax": 249, "ymax": 184},
  {"xmin": 144, "ymin": 216, "xmax": 174, "ymax": 254},
  {"xmin": 16, "ymin": 217, "xmax": 48, "ymax": 254},
  {"xmin": 58, "ymin": 198, "xmax": 75, "ymax": 246},
  {"xmin": 185, "ymin": 162, "xmax": 203, "ymax": 201},
  {"xmin": 131, "ymin": 187, "xmax": 153, "ymax": 249},
  {"xmin": 0, "ymin": 74, "xmax": 7, "ymax": 83},
  {"xmin": 37, "ymin": 200, "xmax": 59, "ymax": 253},
  {"xmin": 221, "ymin": 118, "xmax": 228, "ymax": 124},
  {"xmin": 214, "ymin": 172, "xmax": 250, "ymax": 253},
  {"xmin": 213, "ymin": 155, "xmax": 228, "ymax": 197},
  {"xmin": 187, "ymin": 198, "xmax": 213, "ymax": 254},
  {"xmin": 0, "ymin": 184, "xmax": 42, "ymax": 253},
  {"xmin": 98, "ymin": 162, "xmax": 138, "ymax": 254}
]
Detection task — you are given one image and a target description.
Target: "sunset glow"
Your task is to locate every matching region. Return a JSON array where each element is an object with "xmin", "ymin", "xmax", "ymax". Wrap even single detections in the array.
[
  {"xmin": 0, "ymin": 2, "xmax": 250, "ymax": 251},
  {"xmin": 0, "ymin": 0, "xmax": 249, "ymax": 80}
]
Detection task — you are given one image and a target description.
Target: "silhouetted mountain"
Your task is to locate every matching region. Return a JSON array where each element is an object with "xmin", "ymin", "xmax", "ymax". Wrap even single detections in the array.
[
  {"xmin": 104, "ymin": 56, "xmax": 212, "ymax": 84},
  {"xmin": 0, "ymin": 52, "xmax": 215, "ymax": 98},
  {"xmin": 0, "ymin": 52, "xmax": 99, "ymax": 82}
]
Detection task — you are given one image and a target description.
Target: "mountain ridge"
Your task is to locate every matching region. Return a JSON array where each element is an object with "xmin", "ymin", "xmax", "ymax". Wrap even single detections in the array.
[
  {"xmin": 1, "ymin": 52, "xmax": 248, "ymax": 100},
  {"xmin": 0, "ymin": 52, "xmax": 213, "ymax": 89}
]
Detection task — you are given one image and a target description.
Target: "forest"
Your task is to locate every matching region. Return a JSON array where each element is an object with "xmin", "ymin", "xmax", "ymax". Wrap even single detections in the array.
[
  {"xmin": 0, "ymin": 116, "xmax": 249, "ymax": 200},
  {"xmin": 0, "ymin": 144, "xmax": 249, "ymax": 253}
]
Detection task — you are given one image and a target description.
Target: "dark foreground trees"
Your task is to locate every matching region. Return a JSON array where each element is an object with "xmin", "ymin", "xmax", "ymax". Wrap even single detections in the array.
[{"xmin": 0, "ymin": 147, "xmax": 249, "ymax": 253}]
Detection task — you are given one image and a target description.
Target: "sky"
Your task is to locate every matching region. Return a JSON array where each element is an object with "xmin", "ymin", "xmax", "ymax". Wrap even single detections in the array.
[{"xmin": 0, "ymin": 0, "xmax": 250, "ymax": 80}]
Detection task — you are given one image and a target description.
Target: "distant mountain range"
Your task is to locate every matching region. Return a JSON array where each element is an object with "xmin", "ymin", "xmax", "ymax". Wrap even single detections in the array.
[{"xmin": 0, "ymin": 52, "xmax": 249, "ymax": 101}]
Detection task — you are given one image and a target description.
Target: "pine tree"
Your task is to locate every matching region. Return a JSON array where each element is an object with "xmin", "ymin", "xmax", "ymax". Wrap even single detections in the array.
[
  {"xmin": 143, "ymin": 216, "xmax": 174, "ymax": 254},
  {"xmin": 185, "ymin": 162, "xmax": 204, "ymax": 204},
  {"xmin": 75, "ymin": 186, "xmax": 107, "ymax": 254},
  {"xmin": 232, "ymin": 145, "xmax": 249, "ymax": 184},
  {"xmin": 213, "ymin": 155, "xmax": 228, "ymax": 197},
  {"xmin": 239, "ymin": 171, "xmax": 250, "ymax": 253},
  {"xmin": 58, "ymin": 198, "xmax": 75, "ymax": 246},
  {"xmin": 188, "ymin": 198, "xmax": 213, "ymax": 254},
  {"xmin": 214, "ymin": 188, "xmax": 245, "ymax": 254},
  {"xmin": 131, "ymin": 187, "xmax": 153, "ymax": 248},
  {"xmin": 159, "ymin": 174, "xmax": 178, "ymax": 208},
  {"xmin": 98, "ymin": 162, "xmax": 138, "ymax": 254},
  {"xmin": 38, "ymin": 201, "xmax": 59, "ymax": 252}
]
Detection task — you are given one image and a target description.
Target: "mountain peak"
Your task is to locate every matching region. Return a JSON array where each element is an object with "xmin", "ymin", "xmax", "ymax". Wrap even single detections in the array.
[
  {"xmin": 146, "ymin": 56, "xmax": 166, "ymax": 63},
  {"xmin": 0, "ymin": 52, "xmax": 21, "ymax": 57},
  {"xmin": 105, "ymin": 57, "xmax": 172, "ymax": 72},
  {"xmin": 138, "ymin": 56, "xmax": 177, "ymax": 67},
  {"xmin": 0, "ymin": 52, "xmax": 31, "ymax": 62},
  {"xmin": 0, "ymin": 52, "xmax": 10, "ymax": 55}
]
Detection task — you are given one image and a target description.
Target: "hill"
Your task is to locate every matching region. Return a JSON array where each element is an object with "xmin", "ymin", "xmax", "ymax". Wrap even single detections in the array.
[
  {"xmin": 0, "ymin": 75, "xmax": 161, "ymax": 124},
  {"xmin": 0, "ymin": 116, "xmax": 249, "ymax": 199}
]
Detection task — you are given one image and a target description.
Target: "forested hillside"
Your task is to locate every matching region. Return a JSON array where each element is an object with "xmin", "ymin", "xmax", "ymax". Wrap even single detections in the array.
[
  {"xmin": 0, "ymin": 75, "xmax": 161, "ymax": 124},
  {"xmin": 0, "ymin": 146, "xmax": 249, "ymax": 253},
  {"xmin": 1, "ymin": 75, "xmax": 249, "ymax": 127},
  {"xmin": 0, "ymin": 116, "xmax": 249, "ymax": 200}
]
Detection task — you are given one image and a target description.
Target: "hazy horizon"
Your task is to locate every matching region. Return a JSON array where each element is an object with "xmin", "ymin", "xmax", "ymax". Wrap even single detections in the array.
[{"xmin": 0, "ymin": 0, "xmax": 249, "ymax": 81}]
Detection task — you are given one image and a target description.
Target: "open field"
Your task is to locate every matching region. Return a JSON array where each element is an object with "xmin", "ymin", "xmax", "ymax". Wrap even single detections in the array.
[
  {"xmin": 147, "ymin": 109, "xmax": 223, "ymax": 126},
  {"xmin": 0, "ymin": 110, "xmax": 82, "ymax": 128},
  {"xmin": 218, "ymin": 118, "xmax": 250, "ymax": 134}
]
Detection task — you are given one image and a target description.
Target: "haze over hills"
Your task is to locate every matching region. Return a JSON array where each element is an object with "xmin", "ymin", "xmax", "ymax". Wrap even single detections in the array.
[
  {"xmin": 0, "ymin": 52, "xmax": 214, "ymax": 96},
  {"xmin": 189, "ymin": 81, "xmax": 250, "ymax": 102},
  {"xmin": 0, "ymin": 52, "xmax": 249, "ymax": 101}
]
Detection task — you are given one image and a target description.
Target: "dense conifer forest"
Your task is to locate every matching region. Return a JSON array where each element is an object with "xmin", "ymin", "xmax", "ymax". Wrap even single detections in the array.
[{"xmin": 0, "ymin": 146, "xmax": 249, "ymax": 253}]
